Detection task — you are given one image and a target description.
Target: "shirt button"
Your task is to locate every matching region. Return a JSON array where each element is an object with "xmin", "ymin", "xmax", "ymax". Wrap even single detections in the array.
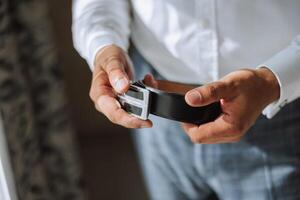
[{"xmin": 198, "ymin": 19, "xmax": 209, "ymax": 29}]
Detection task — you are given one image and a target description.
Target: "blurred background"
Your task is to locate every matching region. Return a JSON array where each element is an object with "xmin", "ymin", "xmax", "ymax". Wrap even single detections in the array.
[{"xmin": 48, "ymin": 1, "xmax": 148, "ymax": 199}]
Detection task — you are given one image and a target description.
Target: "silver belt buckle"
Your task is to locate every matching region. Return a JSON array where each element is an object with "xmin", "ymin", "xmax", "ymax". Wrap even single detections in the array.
[{"xmin": 117, "ymin": 83, "xmax": 150, "ymax": 120}]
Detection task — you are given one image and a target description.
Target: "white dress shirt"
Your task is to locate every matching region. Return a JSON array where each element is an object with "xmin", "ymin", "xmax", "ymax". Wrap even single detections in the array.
[{"xmin": 72, "ymin": 0, "xmax": 300, "ymax": 118}]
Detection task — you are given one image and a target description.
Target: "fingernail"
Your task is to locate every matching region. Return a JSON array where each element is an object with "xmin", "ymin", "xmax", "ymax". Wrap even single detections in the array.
[
  {"xmin": 187, "ymin": 91, "xmax": 202, "ymax": 104},
  {"xmin": 115, "ymin": 77, "xmax": 128, "ymax": 91}
]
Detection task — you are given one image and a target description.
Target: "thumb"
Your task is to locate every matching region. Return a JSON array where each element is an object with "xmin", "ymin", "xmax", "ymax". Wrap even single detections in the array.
[
  {"xmin": 96, "ymin": 45, "xmax": 131, "ymax": 93},
  {"xmin": 185, "ymin": 81, "xmax": 232, "ymax": 107},
  {"xmin": 104, "ymin": 58, "xmax": 130, "ymax": 93}
]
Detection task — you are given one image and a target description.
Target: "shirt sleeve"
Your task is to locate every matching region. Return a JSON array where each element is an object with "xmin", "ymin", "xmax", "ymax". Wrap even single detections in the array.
[
  {"xmin": 259, "ymin": 35, "xmax": 300, "ymax": 119},
  {"xmin": 72, "ymin": 0, "xmax": 131, "ymax": 70}
]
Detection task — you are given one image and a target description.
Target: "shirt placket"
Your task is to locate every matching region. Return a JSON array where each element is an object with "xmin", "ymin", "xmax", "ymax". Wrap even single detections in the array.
[{"xmin": 195, "ymin": 0, "xmax": 219, "ymax": 83}]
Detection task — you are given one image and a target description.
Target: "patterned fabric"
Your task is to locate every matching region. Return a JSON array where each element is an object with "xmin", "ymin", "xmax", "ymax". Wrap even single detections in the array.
[{"xmin": 0, "ymin": 0, "xmax": 84, "ymax": 199}]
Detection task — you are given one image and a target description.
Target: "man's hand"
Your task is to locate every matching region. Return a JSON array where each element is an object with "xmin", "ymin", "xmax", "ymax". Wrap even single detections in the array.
[
  {"xmin": 90, "ymin": 45, "xmax": 152, "ymax": 128},
  {"xmin": 182, "ymin": 68, "xmax": 280, "ymax": 144}
]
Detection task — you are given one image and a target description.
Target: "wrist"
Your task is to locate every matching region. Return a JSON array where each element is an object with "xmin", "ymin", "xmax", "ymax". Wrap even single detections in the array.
[{"xmin": 255, "ymin": 67, "xmax": 280, "ymax": 104}]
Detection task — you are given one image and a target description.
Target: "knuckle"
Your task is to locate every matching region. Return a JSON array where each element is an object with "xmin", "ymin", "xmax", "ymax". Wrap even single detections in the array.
[
  {"xmin": 190, "ymin": 134, "xmax": 202, "ymax": 144},
  {"xmin": 190, "ymin": 137, "xmax": 198, "ymax": 144},
  {"xmin": 89, "ymin": 89, "xmax": 96, "ymax": 102},
  {"xmin": 232, "ymin": 124, "xmax": 245, "ymax": 135},
  {"xmin": 227, "ymin": 80, "xmax": 238, "ymax": 93},
  {"xmin": 126, "ymin": 118, "xmax": 140, "ymax": 128},
  {"xmin": 207, "ymin": 85, "xmax": 219, "ymax": 99},
  {"xmin": 107, "ymin": 65, "xmax": 123, "ymax": 76},
  {"xmin": 109, "ymin": 110, "xmax": 123, "ymax": 124},
  {"xmin": 92, "ymin": 70, "xmax": 107, "ymax": 85},
  {"xmin": 187, "ymin": 127, "xmax": 212, "ymax": 144},
  {"xmin": 104, "ymin": 56, "xmax": 125, "ymax": 71},
  {"xmin": 89, "ymin": 87, "xmax": 103, "ymax": 102},
  {"xmin": 94, "ymin": 104, "xmax": 103, "ymax": 114},
  {"xmin": 90, "ymin": 85, "xmax": 112, "ymax": 103},
  {"xmin": 89, "ymin": 83, "xmax": 97, "ymax": 102},
  {"xmin": 109, "ymin": 114, "xmax": 118, "ymax": 124},
  {"xmin": 89, "ymin": 89, "xmax": 100, "ymax": 103}
]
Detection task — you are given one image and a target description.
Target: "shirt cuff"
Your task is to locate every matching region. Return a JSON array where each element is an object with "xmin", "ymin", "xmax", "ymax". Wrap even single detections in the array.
[{"xmin": 258, "ymin": 45, "xmax": 300, "ymax": 118}]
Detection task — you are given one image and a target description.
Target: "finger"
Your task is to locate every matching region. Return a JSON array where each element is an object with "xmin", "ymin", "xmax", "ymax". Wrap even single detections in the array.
[
  {"xmin": 143, "ymin": 73, "xmax": 158, "ymax": 88},
  {"xmin": 90, "ymin": 74, "xmax": 152, "ymax": 128},
  {"xmin": 97, "ymin": 95, "xmax": 152, "ymax": 128},
  {"xmin": 182, "ymin": 115, "xmax": 242, "ymax": 143},
  {"xmin": 89, "ymin": 69, "xmax": 115, "ymax": 102},
  {"xmin": 195, "ymin": 135, "xmax": 242, "ymax": 144},
  {"xmin": 183, "ymin": 124, "xmax": 242, "ymax": 144},
  {"xmin": 90, "ymin": 68, "xmax": 152, "ymax": 128},
  {"xmin": 102, "ymin": 56, "xmax": 130, "ymax": 93},
  {"xmin": 185, "ymin": 81, "xmax": 234, "ymax": 107}
]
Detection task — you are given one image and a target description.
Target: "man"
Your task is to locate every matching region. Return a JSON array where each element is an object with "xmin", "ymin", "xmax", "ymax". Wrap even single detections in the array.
[{"xmin": 73, "ymin": 1, "xmax": 300, "ymax": 199}]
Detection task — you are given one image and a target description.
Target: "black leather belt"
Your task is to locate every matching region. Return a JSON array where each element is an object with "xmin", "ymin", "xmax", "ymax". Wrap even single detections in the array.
[{"xmin": 117, "ymin": 80, "xmax": 221, "ymax": 124}]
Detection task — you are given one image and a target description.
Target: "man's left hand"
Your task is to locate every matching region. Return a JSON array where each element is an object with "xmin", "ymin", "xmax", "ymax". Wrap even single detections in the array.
[{"xmin": 182, "ymin": 67, "xmax": 280, "ymax": 144}]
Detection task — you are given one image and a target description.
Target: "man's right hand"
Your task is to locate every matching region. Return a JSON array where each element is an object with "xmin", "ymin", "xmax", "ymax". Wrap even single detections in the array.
[{"xmin": 89, "ymin": 45, "xmax": 152, "ymax": 128}]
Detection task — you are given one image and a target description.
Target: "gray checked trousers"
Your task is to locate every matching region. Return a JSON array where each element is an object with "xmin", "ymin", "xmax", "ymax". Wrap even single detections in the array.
[{"xmin": 130, "ymin": 46, "xmax": 300, "ymax": 200}]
